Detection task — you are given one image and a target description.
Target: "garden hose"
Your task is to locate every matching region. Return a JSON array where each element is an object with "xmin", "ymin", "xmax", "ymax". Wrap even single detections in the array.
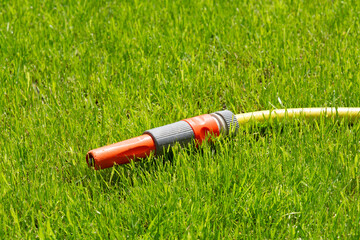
[{"xmin": 86, "ymin": 107, "xmax": 360, "ymax": 170}]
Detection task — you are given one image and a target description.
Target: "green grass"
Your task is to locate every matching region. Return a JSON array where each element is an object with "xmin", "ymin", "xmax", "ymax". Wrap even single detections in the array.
[{"xmin": 1, "ymin": 0, "xmax": 360, "ymax": 238}]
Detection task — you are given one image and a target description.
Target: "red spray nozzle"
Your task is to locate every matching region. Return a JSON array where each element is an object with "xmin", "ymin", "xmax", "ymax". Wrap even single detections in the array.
[
  {"xmin": 86, "ymin": 110, "xmax": 239, "ymax": 170},
  {"xmin": 86, "ymin": 134, "xmax": 156, "ymax": 170}
]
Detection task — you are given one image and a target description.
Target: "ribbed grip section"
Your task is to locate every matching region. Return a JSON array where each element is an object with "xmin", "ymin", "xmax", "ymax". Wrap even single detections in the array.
[
  {"xmin": 144, "ymin": 121, "xmax": 195, "ymax": 154},
  {"xmin": 215, "ymin": 110, "xmax": 239, "ymax": 135}
]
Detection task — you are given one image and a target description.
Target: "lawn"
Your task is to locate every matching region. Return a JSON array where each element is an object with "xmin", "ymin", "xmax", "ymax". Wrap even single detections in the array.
[{"xmin": 1, "ymin": 0, "xmax": 360, "ymax": 238}]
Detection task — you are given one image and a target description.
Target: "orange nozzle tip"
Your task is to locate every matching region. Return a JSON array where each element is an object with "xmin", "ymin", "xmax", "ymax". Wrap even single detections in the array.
[
  {"xmin": 86, "ymin": 151, "xmax": 98, "ymax": 170},
  {"xmin": 86, "ymin": 134, "xmax": 156, "ymax": 170}
]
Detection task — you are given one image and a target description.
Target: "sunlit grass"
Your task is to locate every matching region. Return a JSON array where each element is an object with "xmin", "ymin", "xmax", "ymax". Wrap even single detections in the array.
[{"xmin": 1, "ymin": 0, "xmax": 360, "ymax": 238}]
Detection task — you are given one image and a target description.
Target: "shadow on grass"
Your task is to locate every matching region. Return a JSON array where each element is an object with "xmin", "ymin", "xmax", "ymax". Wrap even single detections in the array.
[
  {"xmin": 88, "ymin": 139, "xmax": 223, "ymax": 193},
  {"xmin": 86, "ymin": 118, "xmax": 359, "ymax": 195}
]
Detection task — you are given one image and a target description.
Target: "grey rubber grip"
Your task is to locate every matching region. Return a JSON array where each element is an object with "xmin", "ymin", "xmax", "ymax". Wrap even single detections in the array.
[
  {"xmin": 144, "ymin": 121, "xmax": 194, "ymax": 154},
  {"xmin": 214, "ymin": 110, "xmax": 239, "ymax": 135}
]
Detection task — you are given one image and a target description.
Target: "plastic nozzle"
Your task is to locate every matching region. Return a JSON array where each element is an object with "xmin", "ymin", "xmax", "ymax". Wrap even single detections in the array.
[
  {"xmin": 86, "ymin": 134, "xmax": 156, "ymax": 170},
  {"xmin": 86, "ymin": 110, "xmax": 239, "ymax": 170}
]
